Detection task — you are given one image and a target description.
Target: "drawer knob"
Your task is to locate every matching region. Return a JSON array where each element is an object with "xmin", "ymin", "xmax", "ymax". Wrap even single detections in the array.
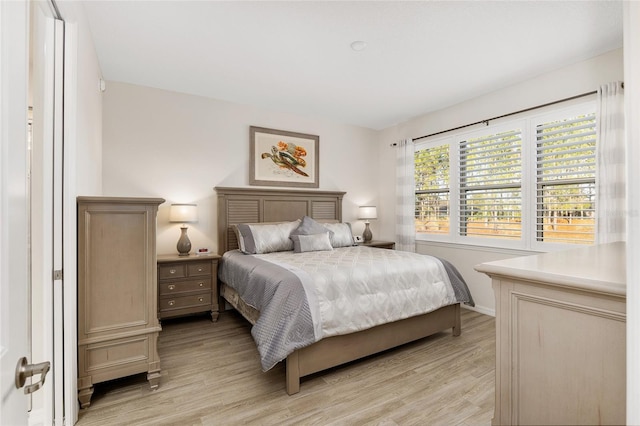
[
  {"xmin": 198, "ymin": 282, "xmax": 204, "ymax": 287},
  {"xmin": 197, "ymin": 267, "xmax": 203, "ymax": 272},
  {"xmin": 168, "ymin": 300, "xmax": 175, "ymax": 306},
  {"xmin": 169, "ymin": 269, "xmax": 176, "ymax": 275},
  {"xmin": 168, "ymin": 285, "xmax": 175, "ymax": 291},
  {"xmin": 198, "ymin": 297, "xmax": 203, "ymax": 302}
]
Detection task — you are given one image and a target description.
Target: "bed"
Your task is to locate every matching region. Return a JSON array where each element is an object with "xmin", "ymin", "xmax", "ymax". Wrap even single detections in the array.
[{"xmin": 215, "ymin": 186, "xmax": 473, "ymax": 395}]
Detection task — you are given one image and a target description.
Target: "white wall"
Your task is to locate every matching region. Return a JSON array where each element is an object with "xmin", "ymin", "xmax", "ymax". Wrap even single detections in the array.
[
  {"xmin": 57, "ymin": 2, "xmax": 103, "ymax": 196},
  {"xmin": 102, "ymin": 82, "xmax": 379, "ymax": 255},
  {"xmin": 377, "ymin": 48, "xmax": 624, "ymax": 315}
]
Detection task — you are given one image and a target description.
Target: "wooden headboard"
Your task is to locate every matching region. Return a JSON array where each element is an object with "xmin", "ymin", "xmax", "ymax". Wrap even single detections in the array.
[{"xmin": 215, "ymin": 187, "xmax": 346, "ymax": 254}]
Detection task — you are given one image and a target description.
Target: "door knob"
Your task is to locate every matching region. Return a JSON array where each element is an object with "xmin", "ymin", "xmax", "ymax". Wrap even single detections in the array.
[{"xmin": 15, "ymin": 357, "xmax": 50, "ymax": 394}]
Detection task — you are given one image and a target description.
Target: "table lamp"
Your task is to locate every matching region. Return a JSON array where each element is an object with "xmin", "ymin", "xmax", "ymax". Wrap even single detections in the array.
[
  {"xmin": 358, "ymin": 206, "xmax": 377, "ymax": 243},
  {"xmin": 169, "ymin": 203, "xmax": 198, "ymax": 256}
]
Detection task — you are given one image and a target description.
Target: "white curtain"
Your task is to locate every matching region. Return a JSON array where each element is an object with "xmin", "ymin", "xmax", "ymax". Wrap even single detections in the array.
[
  {"xmin": 395, "ymin": 139, "xmax": 415, "ymax": 252},
  {"xmin": 596, "ymin": 81, "xmax": 626, "ymax": 243}
]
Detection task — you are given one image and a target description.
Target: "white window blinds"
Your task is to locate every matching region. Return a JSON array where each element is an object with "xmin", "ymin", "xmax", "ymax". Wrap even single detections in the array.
[
  {"xmin": 459, "ymin": 129, "xmax": 522, "ymax": 239},
  {"xmin": 535, "ymin": 113, "xmax": 596, "ymax": 244}
]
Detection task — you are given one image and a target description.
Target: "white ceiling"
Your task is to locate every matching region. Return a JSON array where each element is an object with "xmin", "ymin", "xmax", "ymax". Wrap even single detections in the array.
[{"xmin": 81, "ymin": 1, "xmax": 623, "ymax": 130}]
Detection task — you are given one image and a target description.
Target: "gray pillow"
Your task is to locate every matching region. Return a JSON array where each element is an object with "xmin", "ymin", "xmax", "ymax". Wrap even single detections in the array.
[
  {"xmin": 290, "ymin": 232, "xmax": 333, "ymax": 253},
  {"xmin": 291, "ymin": 216, "xmax": 333, "ymax": 237}
]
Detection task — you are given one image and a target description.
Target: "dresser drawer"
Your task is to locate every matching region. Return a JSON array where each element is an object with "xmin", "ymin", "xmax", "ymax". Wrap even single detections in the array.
[
  {"xmin": 158, "ymin": 263, "xmax": 186, "ymax": 280},
  {"xmin": 81, "ymin": 335, "xmax": 151, "ymax": 375},
  {"xmin": 159, "ymin": 293, "xmax": 212, "ymax": 311},
  {"xmin": 159, "ymin": 278, "xmax": 211, "ymax": 296},
  {"xmin": 187, "ymin": 261, "xmax": 212, "ymax": 277}
]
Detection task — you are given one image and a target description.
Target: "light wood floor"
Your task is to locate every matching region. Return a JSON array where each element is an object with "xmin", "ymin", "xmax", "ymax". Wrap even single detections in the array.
[{"xmin": 77, "ymin": 308, "xmax": 495, "ymax": 426}]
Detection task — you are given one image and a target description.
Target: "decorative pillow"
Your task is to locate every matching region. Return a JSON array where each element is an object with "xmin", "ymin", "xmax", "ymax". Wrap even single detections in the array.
[
  {"xmin": 235, "ymin": 220, "xmax": 300, "ymax": 254},
  {"xmin": 291, "ymin": 216, "xmax": 333, "ymax": 237},
  {"xmin": 290, "ymin": 232, "xmax": 333, "ymax": 253},
  {"xmin": 321, "ymin": 222, "xmax": 355, "ymax": 247}
]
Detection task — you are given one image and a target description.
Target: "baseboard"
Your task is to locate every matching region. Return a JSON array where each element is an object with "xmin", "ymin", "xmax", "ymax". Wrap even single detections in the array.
[{"xmin": 461, "ymin": 303, "xmax": 495, "ymax": 317}]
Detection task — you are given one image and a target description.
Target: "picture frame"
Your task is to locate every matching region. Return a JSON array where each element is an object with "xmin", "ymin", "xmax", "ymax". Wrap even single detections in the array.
[{"xmin": 250, "ymin": 126, "xmax": 319, "ymax": 188}]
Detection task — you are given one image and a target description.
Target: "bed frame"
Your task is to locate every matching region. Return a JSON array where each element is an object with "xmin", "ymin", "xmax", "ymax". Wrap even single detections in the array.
[{"xmin": 215, "ymin": 186, "xmax": 461, "ymax": 395}]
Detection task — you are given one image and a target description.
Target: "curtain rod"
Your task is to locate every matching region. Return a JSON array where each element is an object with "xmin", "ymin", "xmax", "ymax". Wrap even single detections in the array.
[
  {"xmin": 390, "ymin": 87, "xmax": 617, "ymax": 146},
  {"xmin": 414, "ymin": 90, "xmax": 599, "ymax": 141}
]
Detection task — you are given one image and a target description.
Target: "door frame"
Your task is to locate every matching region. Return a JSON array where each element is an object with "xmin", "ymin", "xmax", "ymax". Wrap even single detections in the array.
[
  {"xmin": 61, "ymin": 16, "xmax": 79, "ymax": 426},
  {"xmin": 29, "ymin": 1, "xmax": 67, "ymax": 424},
  {"xmin": 29, "ymin": 0, "xmax": 66, "ymax": 424}
]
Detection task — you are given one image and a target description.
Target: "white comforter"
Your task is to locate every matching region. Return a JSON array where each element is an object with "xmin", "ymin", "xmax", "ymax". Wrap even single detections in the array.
[{"xmin": 255, "ymin": 246, "xmax": 458, "ymax": 341}]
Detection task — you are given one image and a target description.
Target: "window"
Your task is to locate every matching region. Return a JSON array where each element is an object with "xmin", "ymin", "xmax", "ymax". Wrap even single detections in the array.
[
  {"xmin": 414, "ymin": 102, "xmax": 596, "ymax": 250},
  {"xmin": 535, "ymin": 113, "xmax": 596, "ymax": 244},
  {"xmin": 459, "ymin": 129, "xmax": 522, "ymax": 240},
  {"xmin": 415, "ymin": 144, "xmax": 449, "ymax": 235}
]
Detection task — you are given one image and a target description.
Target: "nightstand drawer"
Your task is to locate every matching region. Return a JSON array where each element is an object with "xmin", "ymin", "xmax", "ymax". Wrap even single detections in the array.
[
  {"xmin": 159, "ymin": 293, "xmax": 212, "ymax": 311},
  {"xmin": 187, "ymin": 262, "xmax": 212, "ymax": 276},
  {"xmin": 158, "ymin": 264, "xmax": 186, "ymax": 279},
  {"xmin": 159, "ymin": 278, "xmax": 212, "ymax": 296},
  {"xmin": 157, "ymin": 254, "xmax": 221, "ymax": 321}
]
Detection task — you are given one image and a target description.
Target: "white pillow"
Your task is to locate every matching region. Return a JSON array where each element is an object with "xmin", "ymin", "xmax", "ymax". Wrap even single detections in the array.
[
  {"xmin": 321, "ymin": 222, "xmax": 354, "ymax": 248},
  {"xmin": 290, "ymin": 232, "xmax": 333, "ymax": 253},
  {"xmin": 235, "ymin": 220, "xmax": 300, "ymax": 254}
]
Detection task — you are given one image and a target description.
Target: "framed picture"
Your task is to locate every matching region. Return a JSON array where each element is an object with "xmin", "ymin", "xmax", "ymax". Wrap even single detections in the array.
[{"xmin": 250, "ymin": 126, "xmax": 319, "ymax": 188}]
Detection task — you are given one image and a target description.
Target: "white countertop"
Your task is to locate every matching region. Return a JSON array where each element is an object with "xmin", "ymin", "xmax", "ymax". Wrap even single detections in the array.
[{"xmin": 474, "ymin": 241, "xmax": 626, "ymax": 297}]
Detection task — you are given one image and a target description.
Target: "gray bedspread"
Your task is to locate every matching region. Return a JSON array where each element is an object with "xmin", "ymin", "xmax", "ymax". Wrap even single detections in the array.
[
  {"xmin": 218, "ymin": 247, "xmax": 474, "ymax": 371},
  {"xmin": 218, "ymin": 251, "xmax": 316, "ymax": 370}
]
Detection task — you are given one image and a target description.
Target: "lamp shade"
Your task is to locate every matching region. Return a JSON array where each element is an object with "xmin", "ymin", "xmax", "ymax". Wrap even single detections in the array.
[
  {"xmin": 358, "ymin": 206, "xmax": 377, "ymax": 220},
  {"xmin": 169, "ymin": 204, "xmax": 198, "ymax": 223}
]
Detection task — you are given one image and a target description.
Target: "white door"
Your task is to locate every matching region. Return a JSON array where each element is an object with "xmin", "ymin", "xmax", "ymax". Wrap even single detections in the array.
[
  {"xmin": 1, "ymin": 1, "xmax": 61, "ymax": 423},
  {"xmin": 0, "ymin": 1, "xmax": 34, "ymax": 424}
]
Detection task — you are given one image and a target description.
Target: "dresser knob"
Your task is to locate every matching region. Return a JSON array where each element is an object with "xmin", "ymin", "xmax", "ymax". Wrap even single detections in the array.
[
  {"xmin": 198, "ymin": 282, "xmax": 204, "ymax": 287},
  {"xmin": 197, "ymin": 267, "xmax": 203, "ymax": 272},
  {"xmin": 168, "ymin": 285, "xmax": 175, "ymax": 291},
  {"xmin": 198, "ymin": 297, "xmax": 203, "ymax": 302},
  {"xmin": 169, "ymin": 269, "xmax": 176, "ymax": 275},
  {"xmin": 168, "ymin": 300, "xmax": 175, "ymax": 306}
]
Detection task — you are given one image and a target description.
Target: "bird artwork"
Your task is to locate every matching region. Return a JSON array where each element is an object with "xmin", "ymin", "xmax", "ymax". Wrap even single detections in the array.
[{"xmin": 261, "ymin": 141, "xmax": 308, "ymax": 177}]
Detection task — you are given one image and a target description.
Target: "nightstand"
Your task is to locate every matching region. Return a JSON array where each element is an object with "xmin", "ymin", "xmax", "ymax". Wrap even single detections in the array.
[
  {"xmin": 361, "ymin": 240, "xmax": 396, "ymax": 249},
  {"xmin": 157, "ymin": 254, "xmax": 221, "ymax": 322}
]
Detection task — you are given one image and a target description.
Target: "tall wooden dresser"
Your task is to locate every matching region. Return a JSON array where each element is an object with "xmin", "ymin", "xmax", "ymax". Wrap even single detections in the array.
[{"xmin": 77, "ymin": 196, "xmax": 164, "ymax": 408}]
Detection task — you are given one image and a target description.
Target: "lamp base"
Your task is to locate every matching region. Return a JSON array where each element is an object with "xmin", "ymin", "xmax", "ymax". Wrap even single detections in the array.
[
  {"xmin": 177, "ymin": 226, "xmax": 192, "ymax": 256},
  {"xmin": 363, "ymin": 222, "xmax": 373, "ymax": 243}
]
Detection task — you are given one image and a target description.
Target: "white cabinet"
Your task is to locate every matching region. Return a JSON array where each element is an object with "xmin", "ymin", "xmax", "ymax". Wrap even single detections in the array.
[{"xmin": 475, "ymin": 242, "xmax": 626, "ymax": 425}]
